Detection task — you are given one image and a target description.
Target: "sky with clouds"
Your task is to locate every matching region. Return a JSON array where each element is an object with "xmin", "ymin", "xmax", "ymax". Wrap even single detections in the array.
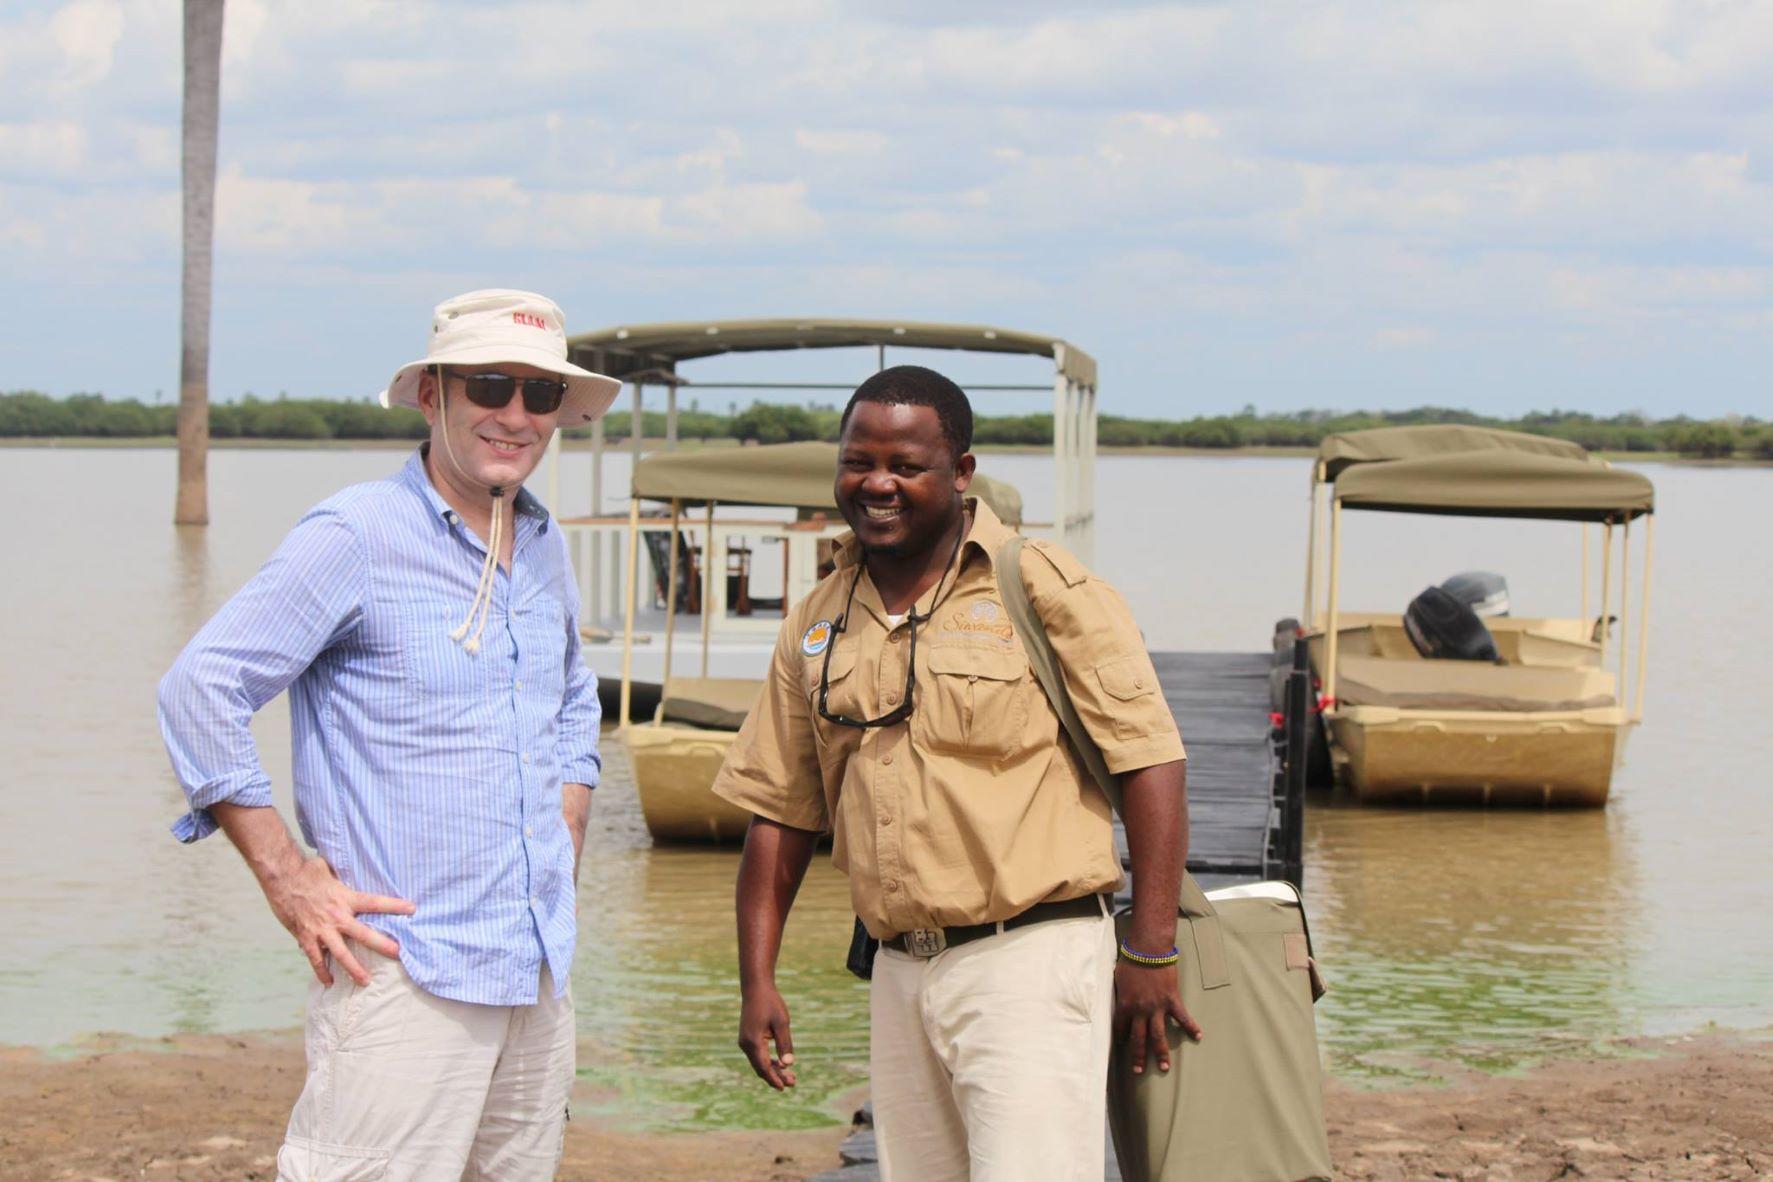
[{"xmin": 4, "ymin": 0, "xmax": 1771, "ymax": 418}]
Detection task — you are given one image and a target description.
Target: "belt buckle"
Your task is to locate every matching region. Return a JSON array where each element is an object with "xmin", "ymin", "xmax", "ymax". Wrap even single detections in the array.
[{"xmin": 906, "ymin": 928, "xmax": 947, "ymax": 958}]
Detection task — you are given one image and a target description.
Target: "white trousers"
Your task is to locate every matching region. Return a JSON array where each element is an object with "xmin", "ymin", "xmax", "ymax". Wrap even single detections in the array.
[
  {"xmin": 278, "ymin": 945, "xmax": 575, "ymax": 1182},
  {"xmin": 870, "ymin": 912, "xmax": 1117, "ymax": 1182}
]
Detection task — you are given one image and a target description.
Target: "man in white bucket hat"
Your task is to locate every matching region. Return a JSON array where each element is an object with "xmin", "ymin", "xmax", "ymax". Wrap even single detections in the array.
[{"xmin": 159, "ymin": 289, "xmax": 619, "ymax": 1180}]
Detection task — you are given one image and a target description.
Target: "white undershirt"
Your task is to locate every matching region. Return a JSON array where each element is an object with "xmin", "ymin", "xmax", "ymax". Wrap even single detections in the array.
[{"xmin": 885, "ymin": 612, "xmax": 908, "ymax": 628}]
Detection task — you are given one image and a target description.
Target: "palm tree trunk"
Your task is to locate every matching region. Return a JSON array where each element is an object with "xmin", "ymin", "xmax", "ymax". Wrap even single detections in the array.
[{"xmin": 176, "ymin": 0, "xmax": 224, "ymax": 525}]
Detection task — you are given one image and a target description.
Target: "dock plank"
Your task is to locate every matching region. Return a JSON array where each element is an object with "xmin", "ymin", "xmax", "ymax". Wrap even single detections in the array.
[{"xmin": 1122, "ymin": 650, "xmax": 1277, "ymax": 885}]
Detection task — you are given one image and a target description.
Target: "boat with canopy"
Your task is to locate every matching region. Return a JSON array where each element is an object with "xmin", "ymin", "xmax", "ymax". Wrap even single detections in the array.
[
  {"xmin": 1298, "ymin": 425, "xmax": 1655, "ymax": 806},
  {"xmin": 546, "ymin": 317, "xmax": 1095, "ymax": 705},
  {"xmin": 536, "ymin": 318, "xmax": 1087, "ymax": 839}
]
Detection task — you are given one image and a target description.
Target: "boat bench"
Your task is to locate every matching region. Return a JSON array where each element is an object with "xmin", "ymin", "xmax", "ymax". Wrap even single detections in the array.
[
  {"xmin": 656, "ymin": 676, "xmax": 764, "ymax": 730},
  {"xmin": 1335, "ymin": 655, "xmax": 1617, "ymax": 713}
]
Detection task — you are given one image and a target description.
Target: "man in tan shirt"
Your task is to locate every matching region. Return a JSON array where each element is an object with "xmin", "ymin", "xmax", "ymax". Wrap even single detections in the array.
[{"xmin": 713, "ymin": 365, "xmax": 1198, "ymax": 1181}]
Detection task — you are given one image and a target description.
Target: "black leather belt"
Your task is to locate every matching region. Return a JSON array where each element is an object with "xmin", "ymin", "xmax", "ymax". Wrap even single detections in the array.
[{"xmin": 883, "ymin": 895, "xmax": 1109, "ymax": 958}]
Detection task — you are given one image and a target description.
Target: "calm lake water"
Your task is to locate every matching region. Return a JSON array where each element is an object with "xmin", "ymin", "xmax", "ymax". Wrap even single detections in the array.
[{"xmin": 2, "ymin": 445, "xmax": 1770, "ymax": 1133}]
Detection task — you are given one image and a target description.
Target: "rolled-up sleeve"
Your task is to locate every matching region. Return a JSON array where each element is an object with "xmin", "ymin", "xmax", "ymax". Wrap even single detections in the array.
[
  {"xmin": 710, "ymin": 614, "xmax": 828, "ymax": 833},
  {"xmin": 554, "ymin": 530, "xmax": 602, "ymax": 788},
  {"xmin": 1025, "ymin": 542, "xmax": 1186, "ymax": 775},
  {"xmin": 157, "ymin": 509, "xmax": 367, "ymax": 842}
]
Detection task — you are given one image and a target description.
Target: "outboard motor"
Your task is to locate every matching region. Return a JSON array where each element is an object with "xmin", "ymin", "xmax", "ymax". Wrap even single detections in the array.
[
  {"xmin": 1404, "ymin": 586, "xmax": 1501, "ymax": 662},
  {"xmin": 1440, "ymin": 570, "xmax": 1509, "ymax": 617}
]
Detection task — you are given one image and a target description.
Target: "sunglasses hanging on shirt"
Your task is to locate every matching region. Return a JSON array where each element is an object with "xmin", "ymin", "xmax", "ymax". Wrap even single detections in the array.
[{"xmin": 816, "ymin": 525, "xmax": 966, "ymax": 729}]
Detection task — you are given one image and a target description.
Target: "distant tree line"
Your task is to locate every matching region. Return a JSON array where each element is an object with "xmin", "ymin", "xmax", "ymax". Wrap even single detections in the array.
[{"xmin": 3, "ymin": 390, "xmax": 1770, "ymax": 460}]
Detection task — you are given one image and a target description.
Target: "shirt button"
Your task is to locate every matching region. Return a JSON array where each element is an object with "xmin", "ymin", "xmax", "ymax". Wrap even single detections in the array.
[
  {"xmin": 521, "ymin": 753, "xmax": 531, "ymax": 764},
  {"xmin": 880, "ymin": 813, "xmax": 892, "ymax": 826},
  {"xmin": 884, "ymin": 879, "xmax": 900, "ymax": 892},
  {"xmin": 882, "ymin": 754, "xmax": 893, "ymax": 766},
  {"xmin": 448, "ymin": 512, "xmax": 460, "ymax": 524},
  {"xmin": 515, "ymin": 679, "xmax": 524, "ymax": 690},
  {"xmin": 525, "ymin": 826, "xmax": 534, "ymax": 838},
  {"xmin": 884, "ymin": 693, "xmax": 899, "ymax": 705},
  {"xmin": 967, "ymin": 674, "xmax": 978, "ymax": 683},
  {"xmin": 889, "ymin": 632, "xmax": 903, "ymax": 644},
  {"xmin": 531, "ymin": 896, "xmax": 540, "ymax": 907}
]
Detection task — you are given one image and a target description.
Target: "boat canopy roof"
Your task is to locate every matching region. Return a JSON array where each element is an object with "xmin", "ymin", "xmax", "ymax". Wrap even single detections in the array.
[
  {"xmin": 1334, "ymin": 451, "xmax": 1654, "ymax": 522},
  {"xmin": 1316, "ymin": 425, "xmax": 1591, "ymax": 481},
  {"xmin": 569, "ymin": 317, "xmax": 1097, "ymax": 387},
  {"xmin": 631, "ymin": 441, "xmax": 1024, "ymax": 525}
]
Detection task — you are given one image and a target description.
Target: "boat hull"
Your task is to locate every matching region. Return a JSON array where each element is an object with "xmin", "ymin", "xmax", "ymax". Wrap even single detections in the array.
[
  {"xmin": 1327, "ymin": 705, "xmax": 1625, "ymax": 806},
  {"xmin": 624, "ymin": 723, "xmax": 754, "ymax": 843}
]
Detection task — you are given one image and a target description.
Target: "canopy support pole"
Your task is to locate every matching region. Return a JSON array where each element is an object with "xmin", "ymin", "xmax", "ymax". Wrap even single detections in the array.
[
  {"xmin": 1619, "ymin": 518, "xmax": 1632, "ymax": 711},
  {"xmin": 1051, "ymin": 359, "xmax": 1072, "ymax": 551},
  {"xmin": 1580, "ymin": 523, "xmax": 1590, "ymax": 625},
  {"xmin": 630, "ymin": 381, "xmax": 644, "ymax": 465},
  {"xmin": 1324, "ymin": 498, "xmax": 1343, "ymax": 712},
  {"xmin": 701, "ymin": 500, "xmax": 716, "ymax": 678},
  {"xmin": 666, "ymin": 387, "xmax": 678, "ymax": 450},
  {"xmin": 1303, "ymin": 466, "xmax": 1323, "ymax": 625},
  {"xmin": 1598, "ymin": 521, "xmax": 1614, "ymax": 659},
  {"xmin": 1635, "ymin": 514, "xmax": 1654, "ymax": 722},
  {"xmin": 619, "ymin": 496, "xmax": 641, "ymax": 729},
  {"xmin": 1081, "ymin": 381, "xmax": 1098, "ymax": 563},
  {"xmin": 660, "ymin": 498, "xmax": 682, "ymax": 715}
]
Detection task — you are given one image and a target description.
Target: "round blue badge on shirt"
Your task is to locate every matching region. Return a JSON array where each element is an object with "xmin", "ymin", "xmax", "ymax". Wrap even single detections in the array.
[{"xmin": 801, "ymin": 619, "xmax": 834, "ymax": 656}]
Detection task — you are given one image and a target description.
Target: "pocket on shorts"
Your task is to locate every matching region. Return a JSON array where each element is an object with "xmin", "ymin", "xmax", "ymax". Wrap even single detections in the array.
[
  {"xmin": 326, "ymin": 942, "xmax": 381, "ymax": 1044},
  {"xmin": 277, "ymin": 1135, "xmax": 391, "ymax": 1181},
  {"xmin": 1057, "ymin": 915, "xmax": 1115, "ymax": 1022}
]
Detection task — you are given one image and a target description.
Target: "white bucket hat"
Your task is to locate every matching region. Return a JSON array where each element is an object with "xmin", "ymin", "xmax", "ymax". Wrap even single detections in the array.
[{"xmin": 378, "ymin": 289, "xmax": 621, "ymax": 427}]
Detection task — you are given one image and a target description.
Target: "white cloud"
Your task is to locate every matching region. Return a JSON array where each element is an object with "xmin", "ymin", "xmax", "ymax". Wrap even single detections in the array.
[
  {"xmin": 4, "ymin": 0, "xmax": 1773, "ymax": 416},
  {"xmin": 48, "ymin": 0, "xmax": 124, "ymax": 90},
  {"xmin": 795, "ymin": 129, "xmax": 889, "ymax": 155},
  {"xmin": 0, "ymin": 122, "xmax": 88, "ymax": 175},
  {"xmin": 1376, "ymin": 327, "xmax": 1436, "ymax": 350}
]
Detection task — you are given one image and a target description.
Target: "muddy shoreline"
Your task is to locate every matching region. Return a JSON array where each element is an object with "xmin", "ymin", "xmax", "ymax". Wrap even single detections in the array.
[{"xmin": 3, "ymin": 1031, "xmax": 1767, "ymax": 1180}]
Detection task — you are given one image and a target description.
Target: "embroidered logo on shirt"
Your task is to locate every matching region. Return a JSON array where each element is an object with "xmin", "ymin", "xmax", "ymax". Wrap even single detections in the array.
[
  {"xmin": 941, "ymin": 600, "xmax": 1014, "ymax": 643},
  {"xmin": 801, "ymin": 619, "xmax": 834, "ymax": 656}
]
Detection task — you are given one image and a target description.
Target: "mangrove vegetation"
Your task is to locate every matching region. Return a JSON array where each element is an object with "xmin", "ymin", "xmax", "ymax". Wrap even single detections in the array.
[{"xmin": 3, "ymin": 390, "xmax": 1769, "ymax": 460}]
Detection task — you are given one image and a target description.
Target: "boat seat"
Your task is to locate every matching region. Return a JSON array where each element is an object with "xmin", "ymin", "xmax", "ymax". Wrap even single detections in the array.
[
  {"xmin": 656, "ymin": 677, "xmax": 765, "ymax": 730},
  {"xmin": 1336, "ymin": 655, "xmax": 1617, "ymax": 713}
]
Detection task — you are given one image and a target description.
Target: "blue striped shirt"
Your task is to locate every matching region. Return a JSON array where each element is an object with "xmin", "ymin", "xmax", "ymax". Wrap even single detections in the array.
[{"xmin": 157, "ymin": 447, "xmax": 600, "ymax": 1006}]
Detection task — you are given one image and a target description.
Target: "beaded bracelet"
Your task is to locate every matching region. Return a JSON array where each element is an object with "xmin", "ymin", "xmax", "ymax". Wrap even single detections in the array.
[{"xmin": 1117, "ymin": 939, "xmax": 1181, "ymax": 967}]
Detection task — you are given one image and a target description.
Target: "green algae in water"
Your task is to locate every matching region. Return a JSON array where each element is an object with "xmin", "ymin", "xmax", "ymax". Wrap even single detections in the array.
[{"xmin": 570, "ymin": 845, "xmax": 870, "ymax": 1133}]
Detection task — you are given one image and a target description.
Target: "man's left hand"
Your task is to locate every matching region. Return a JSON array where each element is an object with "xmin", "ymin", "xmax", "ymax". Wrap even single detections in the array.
[{"xmin": 1113, "ymin": 959, "xmax": 1202, "ymax": 1075}]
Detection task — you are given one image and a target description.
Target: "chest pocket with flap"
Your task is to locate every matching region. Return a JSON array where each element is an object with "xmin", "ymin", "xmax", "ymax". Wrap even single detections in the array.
[
  {"xmin": 919, "ymin": 643, "xmax": 1029, "ymax": 761},
  {"xmin": 807, "ymin": 642, "xmax": 861, "ymax": 720}
]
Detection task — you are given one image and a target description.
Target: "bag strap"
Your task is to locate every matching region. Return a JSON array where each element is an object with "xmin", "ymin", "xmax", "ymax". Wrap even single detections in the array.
[{"xmin": 995, "ymin": 535, "xmax": 1215, "ymax": 921}]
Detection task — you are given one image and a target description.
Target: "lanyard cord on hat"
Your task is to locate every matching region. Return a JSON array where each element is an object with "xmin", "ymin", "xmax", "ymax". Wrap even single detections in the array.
[{"xmin": 434, "ymin": 364, "xmax": 508, "ymax": 655}]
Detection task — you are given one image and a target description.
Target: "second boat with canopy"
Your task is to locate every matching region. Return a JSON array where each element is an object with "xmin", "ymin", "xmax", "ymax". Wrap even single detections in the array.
[{"xmin": 1297, "ymin": 425, "xmax": 1655, "ymax": 806}]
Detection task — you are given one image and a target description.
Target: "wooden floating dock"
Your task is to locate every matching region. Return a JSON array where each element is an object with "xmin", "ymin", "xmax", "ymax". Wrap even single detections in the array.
[{"xmin": 810, "ymin": 648, "xmax": 1309, "ymax": 1181}]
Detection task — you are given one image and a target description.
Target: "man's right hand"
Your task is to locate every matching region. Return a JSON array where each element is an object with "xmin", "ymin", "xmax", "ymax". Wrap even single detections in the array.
[
  {"xmin": 265, "ymin": 854, "xmax": 415, "ymax": 987},
  {"xmin": 738, "ymin": 984, "xmax": 797, "ymax": 1090}
]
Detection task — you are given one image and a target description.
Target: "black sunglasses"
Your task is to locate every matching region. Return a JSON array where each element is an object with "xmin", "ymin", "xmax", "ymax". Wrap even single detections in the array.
[
  {"xmin": 451, "ymin": 370, "xmax": 568, "ymax": 415},
  {"xmin": 815, "ymin": 527, "xmax": 965, "ymax": 730}
]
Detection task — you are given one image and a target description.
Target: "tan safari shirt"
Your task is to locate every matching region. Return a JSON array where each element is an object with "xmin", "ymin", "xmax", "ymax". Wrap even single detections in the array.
[{"xmin": 711, "ymin": 498, "xmax": 1185, "ymax": 939}]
